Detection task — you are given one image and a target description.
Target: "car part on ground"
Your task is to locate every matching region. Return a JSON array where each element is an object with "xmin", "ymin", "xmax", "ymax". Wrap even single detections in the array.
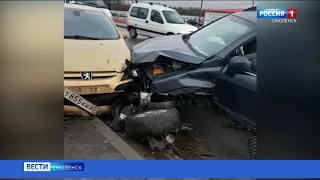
[
  {"xmin": 248, "ymin": 136, "xmax": 257, "ymax": 159},
  {"xmin": 146, "ymin": 134, "xmax": 174, "ymax": 149},
  {"xmin": 146, "ymin": 134, "xmax": 182, "ymax": 157},
  {"xmin": 124, "ymin": 107, "xmax": 180, "ymax": 137}
]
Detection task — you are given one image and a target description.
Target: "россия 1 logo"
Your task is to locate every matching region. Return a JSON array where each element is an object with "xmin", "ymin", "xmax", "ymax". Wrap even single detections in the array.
[{"xmin": 257, "ymin": 8, "xmax": 297, "ymax": 23}]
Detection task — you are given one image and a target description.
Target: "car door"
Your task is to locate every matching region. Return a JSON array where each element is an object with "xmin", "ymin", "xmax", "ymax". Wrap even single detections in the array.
[
  {"xmin": 213, "ymin": 38, "xmax": 257, "ymax": 127},
  {"xmin": 131, "ymin": 7, "xmax": 150, "ymax": 37},
  {"xmin": 149, "ymin": 9, "xmax": 166, "ymax": 37}
]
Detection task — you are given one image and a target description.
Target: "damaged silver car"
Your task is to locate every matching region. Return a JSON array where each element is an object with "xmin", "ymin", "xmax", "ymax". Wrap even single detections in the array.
[{"xmin": 127, "ymin": 8, "xmax": 257, "ymax": 134}]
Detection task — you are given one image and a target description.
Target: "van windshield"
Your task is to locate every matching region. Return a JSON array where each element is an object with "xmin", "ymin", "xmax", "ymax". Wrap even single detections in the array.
[
  {"xmin": 64, "ymin": 8, "xmax": 119, "ymax": 40},
  {"xmin": 162, "ymin": 11, "xmax": 185, "ymax": 24}
]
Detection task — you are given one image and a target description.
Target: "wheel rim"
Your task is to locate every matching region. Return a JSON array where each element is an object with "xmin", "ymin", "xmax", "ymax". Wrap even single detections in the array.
[{"xmin": 129, "ymin": 28, "xmax": 136, "ymax": 37}]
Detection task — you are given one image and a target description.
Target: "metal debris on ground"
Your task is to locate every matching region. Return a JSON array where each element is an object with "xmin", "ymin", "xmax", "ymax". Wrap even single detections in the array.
[{"xmin": 180, "ymin": 123, "xmax": 194, "ymax": 131}]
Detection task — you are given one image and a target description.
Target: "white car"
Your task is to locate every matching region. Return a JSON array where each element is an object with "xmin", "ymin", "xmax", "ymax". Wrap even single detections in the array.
[{"xmin": 127, "ymin": 2, "xmax": 198, "ymax": 38}]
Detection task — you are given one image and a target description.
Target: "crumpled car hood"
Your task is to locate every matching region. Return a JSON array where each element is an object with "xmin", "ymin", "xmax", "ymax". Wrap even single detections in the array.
[{"xmin": 131, "ymin": 35, "xmax": 205, "ymax": 64}]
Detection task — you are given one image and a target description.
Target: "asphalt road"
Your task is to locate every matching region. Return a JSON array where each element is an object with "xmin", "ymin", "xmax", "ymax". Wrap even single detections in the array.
[
  {"xmin": 118, "ymin": 27, "xmax": 149, "ymax": 50},
  {"xmin": 117, "ymin": 27, "xmax": 253, "ymax": 160}
]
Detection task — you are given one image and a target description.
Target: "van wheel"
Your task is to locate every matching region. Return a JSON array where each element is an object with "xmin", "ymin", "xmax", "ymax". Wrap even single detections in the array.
[
  {"xmin": 129, "ymin": 27, "xmax": 137, "ymax": 39},
  {"xmin": 166, "ymin": 32, "xmax": 174, "ymax": 36}
]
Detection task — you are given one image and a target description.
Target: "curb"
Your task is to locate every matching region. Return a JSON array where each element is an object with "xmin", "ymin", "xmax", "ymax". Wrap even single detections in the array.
[{"xmin": 89, "ymin": 117, "xmax": 143, "ymax": 160}]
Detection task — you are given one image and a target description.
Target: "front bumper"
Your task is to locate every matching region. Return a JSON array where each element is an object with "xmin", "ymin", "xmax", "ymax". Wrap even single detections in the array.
[
  {"xmin": 64, "ymin": 105, "xmax": 110, "ymax": 116},
  {"xmin": 64, "ymin": 72, "xmax": 134, "ymax": 116},
  {"xmin": 64, "ymin": 72, "xmax": 133, "ymax": 95}
]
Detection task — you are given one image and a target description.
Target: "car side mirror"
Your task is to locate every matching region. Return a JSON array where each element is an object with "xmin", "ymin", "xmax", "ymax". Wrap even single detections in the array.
[
  {"xmin": 121, "ymin": 33, "xmax": 127, "ymax": 39},
  {"xmin": 225, "ymin": 56, "xmax": 252, "ymax": 77}
]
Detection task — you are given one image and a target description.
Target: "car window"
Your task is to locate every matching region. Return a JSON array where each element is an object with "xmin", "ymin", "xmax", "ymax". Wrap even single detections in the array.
[
  {"xmin": 64, "ymin": 8, "xmax": 119, "ymax": 40},
  {"xmin": 130, "ymin": 7, "xmax": 139, "ymax": 17},
  {"xmin": 187, "ymin": 15, "xmax": 255, "ymax": 58},
  {"xmin": 137, "ymin": 8, "xmax": 149, "ymax": 19},
  {"xmin": 237, "ymin": 39, "xmax": 257, "ymax": 74},
  {"xmin": 162, "ymin": 10, "xmax": 185, "ymax": 24},
  {"xmin": 243, "ymin": 39, "xmax": 256, "ymax": 55},
  {"xmin": 151, "ymin": 10, "xmax": 163, "ymax": 23}
]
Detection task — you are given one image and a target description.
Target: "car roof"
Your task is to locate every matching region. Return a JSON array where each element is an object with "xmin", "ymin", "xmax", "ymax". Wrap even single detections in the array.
[
  {"xmin": 232, "ymin": 10, "xmax": 256, "ymax": 24},
  {"xmin": 131, "ymin": 2, "xmax": 176, "ymax": 12},
  {"xmin": 64, "ymin": 3, "xmax": 103, "ymax": 12}
]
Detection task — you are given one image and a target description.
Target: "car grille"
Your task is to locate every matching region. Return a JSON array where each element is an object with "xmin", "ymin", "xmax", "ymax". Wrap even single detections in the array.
[{"xmin": 64, "ymin": 71, "xmax": 118, "ymax": 80}]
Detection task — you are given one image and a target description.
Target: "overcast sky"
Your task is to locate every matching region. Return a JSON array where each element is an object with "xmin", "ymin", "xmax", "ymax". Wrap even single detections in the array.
[{"xmin": 145, "ymin": 1, "xmax": 254, "ymax": 9}]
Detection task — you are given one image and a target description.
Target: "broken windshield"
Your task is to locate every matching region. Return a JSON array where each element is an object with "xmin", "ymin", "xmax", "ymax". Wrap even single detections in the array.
[{"xmin": 187, "ymin": 15, "xmax": 254, "ymax": 58}]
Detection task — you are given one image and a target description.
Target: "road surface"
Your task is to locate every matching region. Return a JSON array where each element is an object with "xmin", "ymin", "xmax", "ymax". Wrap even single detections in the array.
[{"xmin": 116, "ymin": 27, "xmax": 253, "ymax": 159}]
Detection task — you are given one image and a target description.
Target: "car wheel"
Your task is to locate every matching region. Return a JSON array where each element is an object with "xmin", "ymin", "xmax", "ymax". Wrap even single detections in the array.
[
  {"xmin": 129, "ymin": 27, "xmax": 137, "ymax": 39},
  {"xmin": 124, "ymin": 108, "xmax": 180, "ymax": 137}
]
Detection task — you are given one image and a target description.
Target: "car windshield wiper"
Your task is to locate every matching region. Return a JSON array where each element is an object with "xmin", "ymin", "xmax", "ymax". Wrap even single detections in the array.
[
  {"xmin": 185, "ymin": 40, "xmax": 196, "ymax": 53},
  {"xmin": 64, "ymin": 35, "xmax": 101, "ymax": 40},
  {"xmin": 183, "ymin": 34, "xmax": 193, "ymax": 50}
]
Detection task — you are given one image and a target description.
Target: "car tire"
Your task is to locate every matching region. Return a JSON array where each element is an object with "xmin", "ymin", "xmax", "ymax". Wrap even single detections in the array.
[
  {"xmin": 129, "ymin": 27, "xmax": 138, "ymax": 39},
  {"xmin": 124, "ymin": 108, "xmax": 180, "ymax": 137}
]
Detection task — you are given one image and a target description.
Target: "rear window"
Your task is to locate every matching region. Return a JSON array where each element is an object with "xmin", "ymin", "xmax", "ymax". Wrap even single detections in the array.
[
  {"xmin": 130, "ymin": 6, "xmax": 149, "ymax": 19},
  {"xmin": 64, "ymin": 8, "xmax": 119, "ymax": 40}
]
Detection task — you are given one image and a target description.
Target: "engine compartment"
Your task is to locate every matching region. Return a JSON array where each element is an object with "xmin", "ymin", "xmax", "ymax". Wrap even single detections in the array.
[{"xmin": 132, "ymin": 56, "xmax": 199, "ymax": 92}]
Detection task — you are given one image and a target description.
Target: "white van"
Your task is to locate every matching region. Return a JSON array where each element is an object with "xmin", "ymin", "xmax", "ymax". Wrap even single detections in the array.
[
  {"xmin": 127, "ymin": 2, "xmax": 198, "ymax": 38},
  {"xmin": 64, "ymin": 0, "xmax": 112, "ymax": 18}
]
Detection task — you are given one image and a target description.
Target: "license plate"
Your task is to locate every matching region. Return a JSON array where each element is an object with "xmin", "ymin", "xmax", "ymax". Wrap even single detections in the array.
[
  {"xmin": 69, "ymin": 85, "xmax": 110, "ymax": 95},
  {"xmin": 64, "ymin": 87, "xmax": 99, "ymax": 115}
]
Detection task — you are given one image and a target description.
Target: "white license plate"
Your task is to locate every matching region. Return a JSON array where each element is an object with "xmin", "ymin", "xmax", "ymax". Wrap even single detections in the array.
[{"xmin": 64, "ymin": 87, "xmax": 99, "ymax": 115}]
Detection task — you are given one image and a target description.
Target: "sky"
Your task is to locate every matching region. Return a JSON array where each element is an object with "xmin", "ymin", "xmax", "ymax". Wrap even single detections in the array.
[{"xmin": 140, "ymin": 1, "xmax": 254, "ymax": 9}]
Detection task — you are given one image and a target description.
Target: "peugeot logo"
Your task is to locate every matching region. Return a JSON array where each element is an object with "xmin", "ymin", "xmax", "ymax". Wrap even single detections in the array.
[{"xmin": 80, "ymin": 72, "xmax": 92, "ymax": 80}]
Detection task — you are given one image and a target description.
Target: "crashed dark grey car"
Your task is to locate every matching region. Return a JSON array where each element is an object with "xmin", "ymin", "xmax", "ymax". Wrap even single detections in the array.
[{"xmin": 129, "ymin": 9, "xmax": 257, "ymax": 130}]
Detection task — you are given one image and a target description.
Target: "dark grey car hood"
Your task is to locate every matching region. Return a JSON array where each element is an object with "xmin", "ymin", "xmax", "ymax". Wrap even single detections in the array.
[{"xmin": 131, "ymin": 35, "xmax": 205, "ymax": 64}]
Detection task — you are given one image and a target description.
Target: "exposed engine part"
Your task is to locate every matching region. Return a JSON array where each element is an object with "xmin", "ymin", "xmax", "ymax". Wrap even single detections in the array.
[
  {"xmin": 248, "ymin": 136, "xmax": 257, "ymax": 160},
  {"xmin": 146, "ymin": 134, "xmax": 182, "ymax": 157},
  {"xmin": 147, "ymin": 137, "xmax": 167, "ymax": 149},
  {"xmin": 150, "ymin": 60, "xmax": 191, "ymax": 75},
  {"xmin": 131, "ymin": 69, "xmax": 139, "ymax": 77},
  {"xmin": 140, "ymin": 91, "xmax": 154, "ymax": 110}
]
